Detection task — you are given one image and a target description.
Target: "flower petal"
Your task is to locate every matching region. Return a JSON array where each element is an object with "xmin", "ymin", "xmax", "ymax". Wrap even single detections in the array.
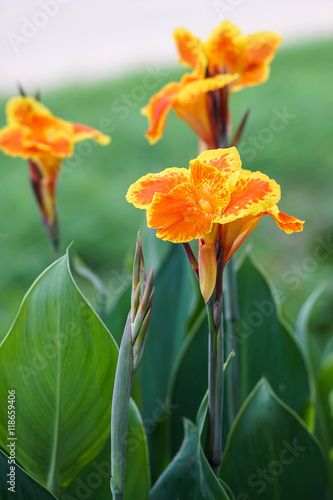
[
  {"xmin": 205, "ymin": 20, "xmax": 246, "ymax": 75},
  {"xmin": 246, "ymin": 32, "xmax": 282, "ymax": 65},
  {"xmin": 189, "ymin": 160, "xmax": 230, "ymax": 217},
  {"xmin": 173, "ymin": 74, "xmax": 238, "ymax": 146},
  {"xmin": 147, "ymin": 183, "xmax": 213, "ymax": 243},
  {"xmin": 265, "ymin": 205, "xmax": 304, "ymax": 233},
  {"xmin": 7, "ymin": 96, "xmax": 53, "ymax": 127},
  {"xmin": 198, "ymin": 239, "xmax": 217, "ymax": 302},
  {"xmin": 141, "ymin": 82, "xmax": 181, "ymax": 144},
  {"xmin": 126, "ymin": 167, "xmax": 190, "ymax": 208},
  {"xmin": 219, "ymin": 171, "xmax": 281, "ymax": 223},
  {"xmin": 194, "ymin": 147, "xmax": 242, "ymax": 187},
  {"xmin": 173, "ymin": 28, "xmax": 206, "ymax": 75},
  {"xmin": 221, "ymin": 215, "xmax": 261, "ymax": 264},
  {"xmin": 71, "ymin": 123, "xmax": 110, "ymax": 145},
  {"xmin": 0, "ymin": 126, "xmax": 31, "ymax": 157},
  {"xmin": 232, "ymin": 63, "xmax": 269, "ymax": 91},
  {"xmin": 175, "ymin": 73, "xmax": 238, "ymax": 104}
]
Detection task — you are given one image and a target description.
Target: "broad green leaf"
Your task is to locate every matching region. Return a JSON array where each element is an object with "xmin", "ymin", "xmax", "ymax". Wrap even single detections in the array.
[
  {"xmin": 296, "ymin": 282, "xmax": 331, "ymax": 376},
  {"xmin": 196, "ymin": 394, "xmax": 232, "ymax": 500},
  {"xmin": 296, "ymin": 284, "xmax": 333, "ymax": 495},
  {"xmin": 316, "ymin": 354, "xmax": 333, "ymax": 496},
  {"xmin": 235, "ymin": 255, "xmax": 312, "ymax": 421},
  {"xmin": 149, "ymin": 416, "xmax": 230, "ymax": 500},
  {"xmin": 61, "ymin": 399, "xmax": 150, "ymax": 500},
  {"xmin": 220, "ymin": 379, "xmax": 326, "ymax": 500},
  {"xmin": 169, "ymin": 310, "xmax": 208, "ymax": 455},
  {"xmin": 72, "ymin": 254, "xmax": 108, "ymax": 319},
  {"xmin": 139, "ymin": 244, "xmax": 195, "ymax": 413},
  {"xmin": 0, "ymin": 449, "xmax": 57, "ymax": 500},
  {"xmin": 0, "ymin": 251, "xmax": 119, "ymax": 495},
  {"xmin": 137, "ymin": 243, "xmax": 196, "ymax": 480}
]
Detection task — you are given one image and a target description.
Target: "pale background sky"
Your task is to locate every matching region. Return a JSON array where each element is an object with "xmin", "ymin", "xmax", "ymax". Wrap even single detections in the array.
[{"xmin": 0, "ymin": 0, "xmax": 332, "ymax": 93}]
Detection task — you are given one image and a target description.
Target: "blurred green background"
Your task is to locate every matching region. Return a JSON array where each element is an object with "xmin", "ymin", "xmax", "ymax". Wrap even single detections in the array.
[{"xmin": 0, "ymin": 38, "xmax": 332, "ymax": 336}]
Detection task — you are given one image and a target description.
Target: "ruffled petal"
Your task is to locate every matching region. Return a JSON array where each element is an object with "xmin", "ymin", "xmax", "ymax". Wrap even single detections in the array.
[
  {"xmin": 246, "ymin": 32, "xmax": 282, "ymax": 64},
  {"xmin": 194, "ymin": 147, "xmax": 242, "ymax": 187},
  {"xmin": 220, "ymin": 215, "xmax": 261, "ymax": 264},
  {"xmin": 265, "ymin": 205, "xmax": 304, "ymax": 233},
  {"xmin": 173, "ymin": 28, "xmax": 206, "ymax": 76},
  {"xmin": 219, "ymin": 171, "xmax": 281, "ymax": 223},
  {"xmin": 175, "ymin": 73, "xmax": 237, "ymax": 104},
  {"xmin": 189, "ymin": 160, "xmax": 230, "ymax": 217},
  {"xmin": 141, "ymin": 82, "xmax": 181, "ymax": 144},
  {"xmin": 71, "ymin": 123, "xmax": 111, "ymax": 145},
  {"xmin": 0, "ymin": 126, "xmax": 31, "ymax": 157},
  {"xmin": 205, "ymin": 20, "xmax": 246, "ymax": 74},
  {"xmin": 147, "ymin": 183, "xmax": 213, "ymax": 243},
  {"xmin": 126, "ymin": 167, "xmax": 190, "ymax": 208},
  {"xmin": 233, "ymin": 32, "xmax": 281, "ymax": 90},
  {"xmin": 233, "ymin": 63, "xmax": 269, "ymax": 91},
  {"xmin": 0, "ymin": 97, "xmax": 109, "ymax": 166},
  {"xmin": 173, "ymin": 74, "xmax": 238, "ymax": 146},
  {"xmin": 7, "ymin": 96, "xmax": 53, "ymax": 127}
]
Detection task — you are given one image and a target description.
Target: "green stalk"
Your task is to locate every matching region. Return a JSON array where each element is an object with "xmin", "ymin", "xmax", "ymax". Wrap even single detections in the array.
[
  {"xmin": 111, "ymin": 316, "xmax": 133, "ymax": 499},
  {"xmin": 224, "ymin": 255, "xmax": 240, "ymax": 424},
  {"xmin": 206, "ymin": 245, "xmax": 224, "ymax": 475},
  {"xmin": 207, "ymin": 302, "xmax": 224, "ymax": 475},
  {"xmin": 110, "ymin": 233, "xmax": 153, "ymax": 499}
]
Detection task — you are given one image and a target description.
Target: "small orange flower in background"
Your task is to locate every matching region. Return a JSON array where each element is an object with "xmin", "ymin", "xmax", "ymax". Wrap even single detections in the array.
[
  {"xmin": 142, "ymin": 20, "xmax": 281, "ymax": 147},
  {"xmin": 126, "ymin": 147, "xmax": 303, "ymax": 302},
  {"xmin": 0, "ymin": 96, "xmax": 110, "ymax": 252}
]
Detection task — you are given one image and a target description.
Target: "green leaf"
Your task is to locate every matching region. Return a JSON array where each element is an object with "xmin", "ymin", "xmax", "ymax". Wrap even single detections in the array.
[
  {"xmin": 220, "ymin": 379, "xmax": 327, "ymax": 500},
  {"xmin": 235, "ymin": 254, "xmax": 312, "ymax": 422},
  {"xmin": 196, "ymin": 394, "xmax": 231, "ymax": 500},
  {"xmin": 296, "ymin": 282, "xmax": 331, "ymax": 374},
  {"xmin": 296, "ymin": 284, "xmax": 333, "ymax": 495},
  {"xmin": 62, "ymin": 399, "xmax": 150, "ymax": 500},
  {"xmin": 169, "ymin": 310, "xmax": 208, "ymax": 455},
  {"xmin": 0, "ymin": 449, "xmax": 57, "ymax": 500},
  {"xmin": 125, "ymin": 400, "xmax": 150, "ymax": 500},
  {"xmin": 0, "ymin": 251, "xmax": 119, "ymax": 495},
  {"xmin": 316, "ymin": 354, "xmax": 333, "ymax": 496},
  {"xmin": 137, "ymin": 244, "xmax": 196, "ymax": 480},
  {"xmin": 149, "ymin": 414, "xmax": 230, "ymax": 500},
  {"xmin": 72, "ymin": 254, "xmax": 108, "ymax": 319},
  {"xmin": 139, "ymin": 244, "xmax": 195, "ymax": 414}
]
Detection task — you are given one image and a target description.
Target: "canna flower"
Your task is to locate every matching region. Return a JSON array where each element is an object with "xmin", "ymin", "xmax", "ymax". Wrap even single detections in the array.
[
  {"xmin": 142, "ymin": 21, "xmax": 281, "ymax": 146},
  {"xmin": 0, "ymin": 96, "xmax": 110, "ymax": 252},
  {"xmin": 126, "ymin": 147, "xmax": 303, "ymax": 302}
]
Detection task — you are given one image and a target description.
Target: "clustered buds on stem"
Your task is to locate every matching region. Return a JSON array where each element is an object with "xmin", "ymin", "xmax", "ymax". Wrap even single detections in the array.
[
  {"xmin": 111, "ymin": 233, "xmax": 154, "ymax": 500},
  {"xmin": 130, "ymin": 234, "xmax": 154, "ymax": 372}
]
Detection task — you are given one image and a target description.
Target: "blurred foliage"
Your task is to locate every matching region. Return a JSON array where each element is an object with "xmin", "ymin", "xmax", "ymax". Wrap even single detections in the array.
[{"xmin": 0, "ymin": 38, "xmax": 332, "ymax": 335}]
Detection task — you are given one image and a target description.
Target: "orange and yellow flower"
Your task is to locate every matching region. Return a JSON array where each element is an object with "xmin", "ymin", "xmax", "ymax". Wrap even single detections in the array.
[
  {"xmin": 126, "ymin": 147, "xmax": 303, "ymax": 301},
  {"xmin": 142, "ymin": 21, "xmax": 281, "ymax": 146},
  {"xmin": 0, "ymin": 96, "xmax": 110, "ymax": 250}
]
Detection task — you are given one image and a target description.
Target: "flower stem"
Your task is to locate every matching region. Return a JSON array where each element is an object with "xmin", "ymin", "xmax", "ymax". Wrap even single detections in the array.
[
  {"xmin": 207, "ymin": 301, "xmax": 224, "ymax": 475},
  {"xmin": 206, "ymin": 244, "xmax": 224, "ymax": 475},
  {"xmin": 224, "ymin": 255, "xmax": 240, "ymax": 424}
]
